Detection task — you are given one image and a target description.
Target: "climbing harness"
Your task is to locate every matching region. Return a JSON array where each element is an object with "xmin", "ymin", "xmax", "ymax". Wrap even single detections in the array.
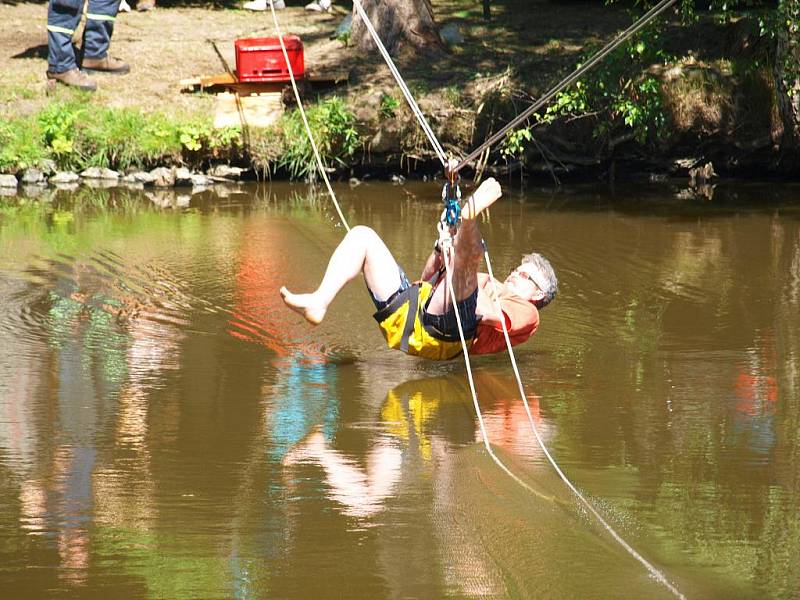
[
  {"xmin": 373, "ymin": 276, "xmax": 471, "ymax": 361},
  {"xmin": 268, "ymin": 4, "xmax": 685, "ymax": 598},
  {"xmin": 453, "ymin": 0, "xmax": 680, "ymax": 174}
]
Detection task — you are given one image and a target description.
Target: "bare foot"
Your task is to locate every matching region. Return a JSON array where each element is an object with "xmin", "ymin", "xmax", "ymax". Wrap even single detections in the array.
[{"xmin": 279, "ymin": 286, "xmax": 327, "ymax": 325}]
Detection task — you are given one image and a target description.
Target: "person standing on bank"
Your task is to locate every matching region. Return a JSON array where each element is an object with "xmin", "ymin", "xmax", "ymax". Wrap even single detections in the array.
[{"xmin": 46, "ymin": 0, "xmax": 129, "ymax": 91}]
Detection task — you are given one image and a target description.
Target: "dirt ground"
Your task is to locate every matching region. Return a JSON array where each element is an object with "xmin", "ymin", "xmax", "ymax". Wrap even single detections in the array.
[
  {"xmin": 0, "ymin": 1, "xmax": 357, "ymax": 116},
  {"xmin": 4, "ymin": 0, "xmax": 766, "ymax": 177},
  {"xmin": 0, "ymin": 0, "xmax": 631, "ymax": 121}
]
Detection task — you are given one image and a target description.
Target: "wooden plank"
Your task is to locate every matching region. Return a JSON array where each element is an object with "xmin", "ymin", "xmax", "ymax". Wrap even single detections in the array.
[
  {"xmin": 235, "ymin": 82, "xmax": 286, "ymax": 95},
  {"xmin": 181, "ymin": 66, "xmax": 350, "ymax": 97},
  {"xmin": 201, "ymin": 73, "xmax": 236, "ymax": 86},
  {"xmin": 181, "ymin": 76, "xmax": 283, "ymax": 95},
  {"xmin": 306, "ymin": 67, "xmax": 351, "ymax": 84}
]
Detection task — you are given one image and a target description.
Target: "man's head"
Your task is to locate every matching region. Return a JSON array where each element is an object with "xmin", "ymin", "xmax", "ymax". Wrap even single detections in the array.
[{"xmin": 504, "ymin": 253, "xmax": 558, "ymax": 309}]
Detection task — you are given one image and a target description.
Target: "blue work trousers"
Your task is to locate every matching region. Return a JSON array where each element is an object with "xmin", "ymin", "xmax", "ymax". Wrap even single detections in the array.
[{"xmin": 47, "ymin": 0, "xmax": 120, "ymax": 73}]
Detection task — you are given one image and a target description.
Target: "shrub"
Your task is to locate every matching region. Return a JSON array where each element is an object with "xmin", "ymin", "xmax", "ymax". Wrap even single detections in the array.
[
  {"xmin": 278, "ymin": 96, "xmax": 360, "ymax": 180},
  {"xmin": 379, "ymin": 93, "xmax": 400, "ymax": 119},
  {"xmin": 0, "ymin": 117, "xmax": 48, "ymax": 172},
  {"xmin": 38, "ymin": 100, "xmax": 85, "ymax": 167}
]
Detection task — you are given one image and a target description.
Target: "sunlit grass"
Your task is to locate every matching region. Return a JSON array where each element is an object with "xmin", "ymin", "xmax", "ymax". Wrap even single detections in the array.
[{"xmin": 0, "ymin": 100, "xmax": 242, "ymax": 173}]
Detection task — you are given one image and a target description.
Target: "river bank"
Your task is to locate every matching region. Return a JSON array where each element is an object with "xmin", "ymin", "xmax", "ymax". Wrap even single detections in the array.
[{"xmin": 0, "ymin": 0, "xmax": 795, "ymax": 184}]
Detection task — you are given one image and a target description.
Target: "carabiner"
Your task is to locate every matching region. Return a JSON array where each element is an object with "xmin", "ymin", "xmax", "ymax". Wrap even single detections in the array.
[{"xmin": 441, "ymin": 170, "xmax": 461, "ymax": 228}]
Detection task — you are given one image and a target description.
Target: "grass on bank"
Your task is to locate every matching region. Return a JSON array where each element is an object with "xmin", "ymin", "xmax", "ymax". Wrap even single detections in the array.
[
  {"xmin": 271, "ymin": 96, "xmax": 360, "ymax": 179},
  {"xmin": 0, "ymin": 92, "xmax": 360, "ymax": 179},
  {"xmin": 0, "ymin": 98, "xmax": 241, "ymax": 173}
]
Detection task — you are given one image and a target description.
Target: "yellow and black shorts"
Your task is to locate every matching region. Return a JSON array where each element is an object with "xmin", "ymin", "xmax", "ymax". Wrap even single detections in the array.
[{"xmin": 371, "ymin": 276, "xmax": 478, "ymax": 361}]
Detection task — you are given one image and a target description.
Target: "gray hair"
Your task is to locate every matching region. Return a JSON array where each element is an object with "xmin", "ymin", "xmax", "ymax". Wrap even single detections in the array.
[{"xmin": 521, "ymin": 252, "xmax": 558, "ymax": 309}]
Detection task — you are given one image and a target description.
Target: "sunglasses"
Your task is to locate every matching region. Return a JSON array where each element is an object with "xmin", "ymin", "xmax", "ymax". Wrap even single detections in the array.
[{"xmin": 509, "ymin": 267, "xmax": 541, "ymax": 290}]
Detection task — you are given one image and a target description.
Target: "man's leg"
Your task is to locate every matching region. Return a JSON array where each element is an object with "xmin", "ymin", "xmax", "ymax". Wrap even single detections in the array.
[
  {"xmin": 47, "ymin": 0, "xmax": 82, "ymax": 73},
  {"xmin": 281, "ymin": 225, "xmax": 403, "ymax": 325},
  {"xmin": 82, "ymin": 0, "xmax": 116, "ymax": 59},
  {"xmin": 427, "ymin": 178, "xmax": 501, "ymax": 314},
  {"xmin": 81, "ymin": 0, "xmax": 130, "ymax": 74},
  {"xmin": 47, "ymin": 0, "xmax": 98, "ymax": 90}
]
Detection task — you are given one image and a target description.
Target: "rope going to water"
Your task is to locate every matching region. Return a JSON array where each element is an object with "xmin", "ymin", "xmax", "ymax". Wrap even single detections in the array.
[
  {"xmin": 267, "ymin": 2, "xmax": 351, "ymax": 233},
  {"xmin": 453, "ymin": 0, "xmax": 679, "ymax": 173},
  {"xmin": 268, "ymin": 6, "xmax": 683, "ymax": 597},
  {"xmin": 269, "ymin": 0, "xmax": 540, "ymax": 506},
  {"xmin": 481, "ymin": 250, "xmax": 686, "ymax": 599},
  {"xmin": 439, "ymin": 242, "xmax": 553, "ymax": 503},
  {"xmin": 351, "ymin": 0, "xmax": 448, "ymax": 167}
]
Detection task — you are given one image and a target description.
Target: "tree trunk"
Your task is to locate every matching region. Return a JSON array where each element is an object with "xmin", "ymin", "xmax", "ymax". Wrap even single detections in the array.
[
  {"xmin": 773, "ymin": 12, "xmax": 800, "ymax": 153},
  {"xmin": 351, "ymin": 0, "xmax": 443, "ymax": 56}
]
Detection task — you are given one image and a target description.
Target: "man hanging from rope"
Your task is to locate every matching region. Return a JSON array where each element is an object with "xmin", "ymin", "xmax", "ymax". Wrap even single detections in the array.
[{"xmin": 279, "ymin": 165, "xmax": 558, "ymax": 360}]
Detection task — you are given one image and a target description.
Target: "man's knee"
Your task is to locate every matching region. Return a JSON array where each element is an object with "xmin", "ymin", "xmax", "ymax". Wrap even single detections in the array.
[
  {"xmin": 349, "ymin": 224, "xmax": 381, "ymax": 245},
  {"xmin": 350, "ymin": 224, "xmax": 376, "ymax": 235}
]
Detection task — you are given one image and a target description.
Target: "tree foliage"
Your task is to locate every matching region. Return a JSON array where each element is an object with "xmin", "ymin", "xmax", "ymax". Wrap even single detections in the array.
[{"xmin": 516, "ymin": 0, "xmax": 800, "ymax": 155}]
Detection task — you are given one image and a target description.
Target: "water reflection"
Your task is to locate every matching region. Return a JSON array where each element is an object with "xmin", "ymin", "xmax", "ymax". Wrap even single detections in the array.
[
  {"xmin": 278, "ymin": 369, "xmax": 550, "ymax": 598},
  {"xmin": 0, "ymin": 184, "xmax": 799, "ymax": 598}
]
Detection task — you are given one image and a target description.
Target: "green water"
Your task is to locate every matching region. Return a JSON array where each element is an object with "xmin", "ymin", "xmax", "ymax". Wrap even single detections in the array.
[{"xmin": 0, "ymin": 181, "xmax": 799, "ymax": 599}]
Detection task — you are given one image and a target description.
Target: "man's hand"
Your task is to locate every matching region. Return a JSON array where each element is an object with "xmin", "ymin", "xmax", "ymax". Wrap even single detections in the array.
[
  {"xmin": 463, "ymin": 177, "xmax": 502, "ymax": 220},
  {"xmin": 436, "ymin": 219, "xmax": 454, "ymax": 253},
  {"xmin": 473, "ymin": 178, "xmax": 501, "ymax": 206}
]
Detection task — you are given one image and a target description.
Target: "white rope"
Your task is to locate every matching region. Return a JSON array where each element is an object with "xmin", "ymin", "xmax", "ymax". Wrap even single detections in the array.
[
  {"xmin": 481, "ymin": 250, "xmax": 685, "ymax": 599},
  {"xmin": 439, "ymin": 244, "xmax": 551, "ymax": 502},
  {"xmin": 351, "ymin": 0, "xmax": 448, "ymax": 167},
  {"xmin": 268, "ymin": 3, "xmax": 351, "ymax": 232},
  {"xmin": 270, "ymin": 5, "xmax": 683, "ymax": 596}
]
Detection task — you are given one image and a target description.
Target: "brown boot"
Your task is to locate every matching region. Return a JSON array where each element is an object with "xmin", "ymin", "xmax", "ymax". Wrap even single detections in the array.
[
  {"xmin": 136, "ymin": 0, "xmax": 155, "ymax": 10},
  {"xmin": 46, "ymin": 68, "xmax": 97, "ymax": 91},
  {"xmin": 81, "ymin": 56, "xmax": 130, "ymax": 75}
]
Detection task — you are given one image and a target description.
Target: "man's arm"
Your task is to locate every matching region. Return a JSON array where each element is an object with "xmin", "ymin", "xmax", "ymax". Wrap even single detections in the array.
[
  {"xmin": 419, "ymin": 220, "xmax": 454, "ymax": 282},
  {"xmin": 475, "ymin": 273, "xmax": 508, "ymax": 328},
  {"xmin": 419, "ymin": 247, "xmax": 443, "ymax": 282}
]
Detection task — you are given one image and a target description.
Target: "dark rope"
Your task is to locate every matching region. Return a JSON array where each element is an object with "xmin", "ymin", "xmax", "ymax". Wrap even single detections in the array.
[{"xmin": 454, "ymin": 0, "xmax": 679, "ymax": 173}]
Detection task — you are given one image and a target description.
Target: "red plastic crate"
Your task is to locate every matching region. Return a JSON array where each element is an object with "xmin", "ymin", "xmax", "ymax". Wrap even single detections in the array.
[{"xmin": 235, "ymin": 36, "xmax": 304, "ymax": 83}]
